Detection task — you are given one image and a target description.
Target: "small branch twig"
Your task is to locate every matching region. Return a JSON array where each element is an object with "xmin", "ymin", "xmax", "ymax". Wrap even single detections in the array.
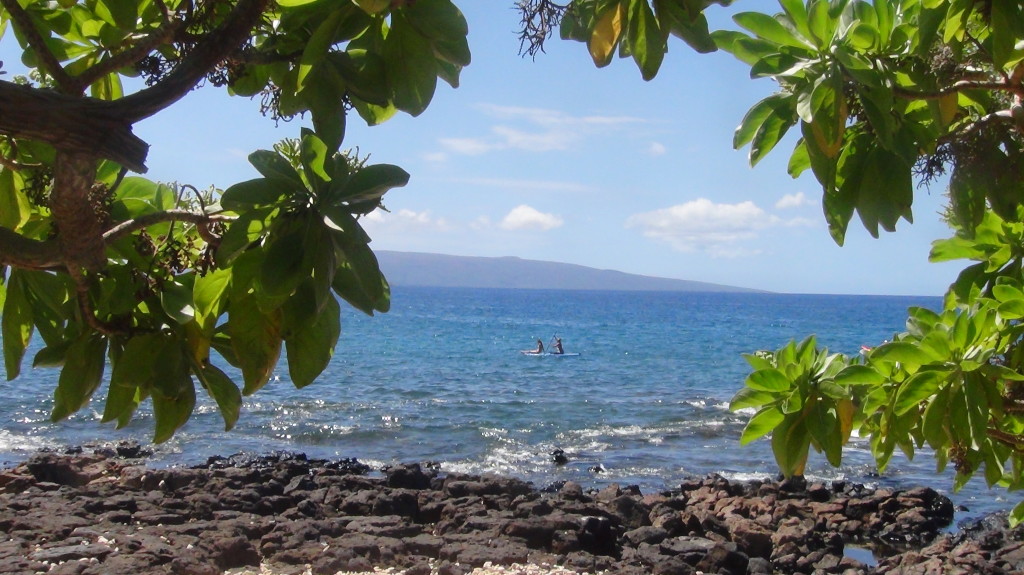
[
  {"xmin": 73, "ymin": 20, "xmax": 183, "ymax": 93},
  {"xmin": 102, "ymin": 209, "xmax": 234, "ymax": 244},
  {"xmin": 0, "ymin": 0, "xmax": 76, "ymax": 94},
  {"xmin": 69, "ymin": 267, "xmax": 126, "ymax": 336}
]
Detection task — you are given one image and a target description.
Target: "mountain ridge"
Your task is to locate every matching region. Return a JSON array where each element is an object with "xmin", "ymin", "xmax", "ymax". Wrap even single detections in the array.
[{"xmin": 375, "ymin": 251, "xmax": 763, "ymax": 293}]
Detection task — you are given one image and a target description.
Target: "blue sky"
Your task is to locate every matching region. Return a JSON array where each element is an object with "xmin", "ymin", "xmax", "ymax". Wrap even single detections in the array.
[{"xmin": 8, "ymin": 1, "xmax": 964, "ymax": 295}]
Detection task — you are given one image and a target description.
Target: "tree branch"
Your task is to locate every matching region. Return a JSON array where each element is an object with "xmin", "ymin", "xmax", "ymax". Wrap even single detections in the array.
[
  {"xmin": 893, "ymin": 78, "xmax": 1022, "ymax": 101},
  {"xmin": 0, "ymin": 0, "xmax": 76, "ymax": 94},
  {"xmin": 0, "ymin": 227, "xmax": 62, "ymax": 270},
  {"xmin": 0, "ymin": 81, "xmax": 149, "ymax": 172},
  {"xmin": 103, "ymin": 209, "xmax": 235, "ymax": 244},
  {"xmin": 73, "ymin": 20, "xmax": 183, "ymax": 93},
  {"xmin": 116, "ymin": 0, "xmax": 271, "ymax": 123}
]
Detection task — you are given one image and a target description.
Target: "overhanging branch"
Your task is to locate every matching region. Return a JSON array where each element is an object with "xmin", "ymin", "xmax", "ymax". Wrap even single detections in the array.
[
  {"xmin": 103, "ymin": 209, "xmax": 235, "ymax": 244},
  {"xmin": 116, "ymin": 0, "xmax": 271, "ymax": 123},
  {"xmin": 0, "ymin": 81, "xmax": 149, "ymax": 172},
  {"xmin": 0, "ymin": 227, "xmax": 62, "ymax": 270}
]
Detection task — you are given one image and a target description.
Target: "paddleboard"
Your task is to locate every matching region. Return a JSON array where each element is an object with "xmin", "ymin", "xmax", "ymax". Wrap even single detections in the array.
[{"xmin": 520, "ymin": 351, "xmax": 581, "ymax": 357}]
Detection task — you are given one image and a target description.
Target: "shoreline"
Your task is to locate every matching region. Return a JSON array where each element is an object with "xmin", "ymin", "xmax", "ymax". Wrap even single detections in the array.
[{"xmin": 1, "ymin": 445, "xmax": 1022, "ymax": 575}]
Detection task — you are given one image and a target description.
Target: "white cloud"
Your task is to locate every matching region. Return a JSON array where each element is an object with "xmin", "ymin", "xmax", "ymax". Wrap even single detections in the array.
[
  {"xmin": 492, "ymin": 125, "xmax": 575, "ymax": 151},
  {"xmin": 438, "ymin": 105, "xmax": 646, "ymax": 156},
  {"xmin": 362, "ymin": 209, "xmax": 451, "ymax": 232},
  {"xmin": 438, "ymin": 137, "xmax": 495, "ymax": 155},
  {"xmin": 500, "ymin": 205, "xmax": 564, "ymax": 231},
  {"xmin": 775, "ymin": 192, "xmax": 810, "ymax": 209},
  {"xmin": 447, "ymin": 177, "xmax": 590, "ymax": 194},
  {"xmin": 470, "ymin": 216, "xmax": 492, "ymax": 230},
  {"xmin": 648, "ymin": 142, "xmax": 667, "ymax": 156},
  {"xmin": 422, "ymin": 151, "xmax": 448, "ymax": 163},
  {"xmin": 625, "ymin": 198, "xmax": 779, "ymax": 257},
  {"xmin": 477, "ymin": 104, "xmax": 642, "ymax": 127}
]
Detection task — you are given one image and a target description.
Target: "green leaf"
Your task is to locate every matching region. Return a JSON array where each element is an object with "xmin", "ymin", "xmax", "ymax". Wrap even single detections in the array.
[
  {"xmin": 1010, "ymin": 500, "xmax": 1024, "ymax": 528},
  {"xmin": 832, "ymin": 364, "xmax": 885, "ymax": 386},
  {"xmin": 215, "ymin": 208, "xmax": 275, "ymax": 264},
  {"xmin": 893, "ymin": 370, "xmax": 947, "ymax": 415},
  {"xmin": 248, "ymin": 150, "xmax": 306, "ymax": 189},
  {"xmin": 929, "ymin": 236, "xmax": 986, "ymax": 263},
  {"xmin": 808, "ymin": 400, "xmax": 842, "ymax": 466},
  {"xmin": 160, "ymin": 277, "xmax": 196, "ymax": 325},
  {"xmin": 33, "ymin": 340, "xmax": 71, "ymax": 368},
  {"xmin": 330, "ymin": 163, "xmax": 410, "ymax": 206},
  {"xmin": 743, "ymin": 351, "xmax": 775, "ymax": 371},
  {"xmin": 740, "ymin": 406, "xmax": 785, "ymax": 444},
  {"xmin": 103, "ymin": 332, "xmax": 167, "ymax": 425},
  {"xmin": 990, "ymin": 1, "xmax": 1018, "ymax": 70},
  {"xmin": 626, "ymin": 0, "xmax": 664, "ymax": 80},
  {"xmin": 733, "ymin": 11, "xmax": 812, "ymax": 49},
  {"xmin": 193, "ymin": 267, "xmax": 232, "ymax": 323},
  {"xmin": 350, "ymin": 94, "xmax": 399, "ymax": 125},
  {"xmin": 730, "ymin": 387, "xmax": 776, "ymax": 411},
  {"xmin": 305, "ymin": 79, "xmax": 348, "ymax": 156},
  {"xmin": 221, "ymin": 178, "xmax": 291, "ymax": 212},
  {"xmin": 749, "ymin": 103, "xmax": 794, "ymax": 166},
  {"xmin": 0, "ymin": 169, "xmax": 30, "ymax": 230},
  {"xmin": 277, "ymin": 0, "xmax": 323, "ymax": 7},
  {"xmin": 151, "ymin": 351, "xmax": 195, "ymax": 444},
  {"xmin": 2, "ymin": 272, "xmax": 33, "ymax": 380},
  {"xmin": 817, "ymin": 380, "xmax": 849, "ymax": 399},
  {"xmin": 870, "ymin": 341, "xmax": 938, "ymax": 366},
  {"xmin": 922, "ymin": 385, "xmax": 950, "ymax": 450},
  {"xmin": 259, "ymin": 226, "xmax": 312, "ymax": 299},
  {"xmin": 285, "ymin": 294, "xmax": 341, "ymax": 388},
  {"xmin": 228, "ymin": 294, "xmax": 283, "ymax": 395},
  {"xmin": 771, "ymin": 413, "xmax": 811, "ymax": 477},
  {"xmin": 353, "ymin": 0, "xmax": 389, "ymax": 13},
  {"xmin": 655, "ymin": 0, "xmax": 716, "ymax": 53},
  {"xmin": 51, "ymin": 333, "xmax": 107, "ymax": 421},
  {"xmin": 300, "ymin": 129, "xmax": 332, "ymax": 189},
  {"xmin": 194, "ymin": 363, "xmax": 242, "ymax": 432},
  {"xmin": 383, "ymin": 11, "xmax": 438, "ymax": 116},
  {"xmin": 332, "ymin": 238, "xmax": 390, "ymax": 314},
  {"xmin": 745, "ymin": 368, "xmax": 792, "ymax": 392},
  {"xmin": 734, "ymin": 94, "xmax": 789, "ymax": 149},
  {"xmin": 298, "ymin": 7, "xmax": 346, "ymax": 89},
  {"xmin": 404, "ymin": 0, "xmax": 471, "ymax": 66}
]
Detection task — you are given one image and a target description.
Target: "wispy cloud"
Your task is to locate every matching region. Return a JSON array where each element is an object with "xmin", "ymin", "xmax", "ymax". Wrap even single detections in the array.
[
  {"xmin": 445, "ymin": 177, "xmax": 590, "ymax": 194},
  {"xmin": 775, "ymin": 192, "xmax": 810, "ymax": 209},
  {"xmin": 438, "ymin": 137, "xmax": 497, "ymax": 155},
  {"xmin": 438, "ymin": 104, "xmax": 645, "ymax": 156},
  {"xmin": 626, "ymin": 198, "xmax": 810, "ymax": 257},
  {"xmin": 648, "ymin": 142, "xmax": 667, "ymax": 156},
  {"xmin": 422, "ymin": 151, "xmax": 448, "ymax": 163},
  {"xmin": 362, "ymin": 209, "xmax": 451, "ymax": 233},
  {"xmin": 500, "ymin": 205, "xmax": 564, "ymax": 231}
]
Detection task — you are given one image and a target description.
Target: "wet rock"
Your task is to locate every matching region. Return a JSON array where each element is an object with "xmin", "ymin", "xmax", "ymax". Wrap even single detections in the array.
[{"xmin": 0, "ymin": 446, "xmax": 1010, "ymax": 575}]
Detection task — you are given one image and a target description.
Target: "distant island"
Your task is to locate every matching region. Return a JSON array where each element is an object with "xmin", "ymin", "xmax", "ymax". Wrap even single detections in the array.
[{"xmin": 375, "ymin": 251, "xmax": 763, "ymax": 293}]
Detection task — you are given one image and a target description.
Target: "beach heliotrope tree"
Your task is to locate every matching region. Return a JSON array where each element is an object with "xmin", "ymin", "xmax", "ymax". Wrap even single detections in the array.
[
  {"xmin": 530, "ymin": 0, "xmax": 1024, "ymax": 522},
  {"xmin": 0, "ymin": 0, "xmax": 469, "ymax": 442}
]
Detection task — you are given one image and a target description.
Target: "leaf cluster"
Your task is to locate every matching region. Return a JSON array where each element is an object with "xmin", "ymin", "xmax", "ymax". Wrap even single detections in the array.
[{"xmin": 0, "ymin": 0, "xmax": 465, "ymax": 441}]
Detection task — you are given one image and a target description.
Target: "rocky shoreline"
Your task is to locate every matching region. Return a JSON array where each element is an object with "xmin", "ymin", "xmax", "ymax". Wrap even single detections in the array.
[{"xmin": 0, "ymin": 444, "xmax": 1022, "ymax": 575}]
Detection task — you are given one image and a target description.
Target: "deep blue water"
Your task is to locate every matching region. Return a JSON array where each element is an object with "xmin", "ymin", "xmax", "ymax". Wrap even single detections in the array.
[{"xmin": 0, "ymin": 287, "xmax": 1018, "ymax": 522}]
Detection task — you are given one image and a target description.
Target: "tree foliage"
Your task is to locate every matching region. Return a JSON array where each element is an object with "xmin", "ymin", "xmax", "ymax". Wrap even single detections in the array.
[
  {"xmin": 0, "ymin": 0, "xmax": 468, "ymax": 441},
  {"xmin": 541, "ymin": 0, "xmax": 1024, "ymax": 524}
]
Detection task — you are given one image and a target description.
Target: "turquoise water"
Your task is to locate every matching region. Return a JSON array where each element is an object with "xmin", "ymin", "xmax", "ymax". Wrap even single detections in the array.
[{"xmin": 0, "ymin": 287, "xmax": 1017, "ymax": 520}]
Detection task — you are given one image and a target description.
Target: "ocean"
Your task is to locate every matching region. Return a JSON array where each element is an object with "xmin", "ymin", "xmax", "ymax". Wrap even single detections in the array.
[{"xmin": 0, "ymin": 287, "xmax": 1017, "ymax": 523}]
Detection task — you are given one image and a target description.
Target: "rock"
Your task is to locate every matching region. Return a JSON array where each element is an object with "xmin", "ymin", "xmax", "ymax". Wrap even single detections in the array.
[
  {"xmin": 386, "ymin": 463, "xmax": 433, "ymax": 490},
  {"xmin": 550, "ymin": 449, "xmax": 569, "ymax": 465},
  {"xmin": 0, "ymin": 447, "xmax": 1001, "ymax": 575}
]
